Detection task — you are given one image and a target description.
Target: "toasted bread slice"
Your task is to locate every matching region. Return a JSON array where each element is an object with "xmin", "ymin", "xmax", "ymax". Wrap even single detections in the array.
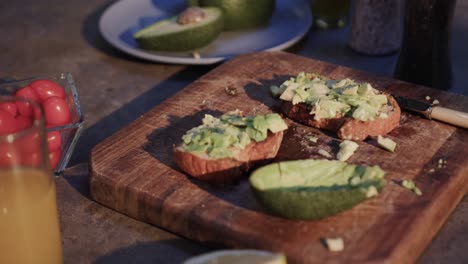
[
  {"xmin": 174, "ymin": 111, "xmax": 287, "ymax": 184},
  {"xmin": 174, "ymin": 131, "xmax": 284, "ymax": 184},
  {"xmin": 282, "ymin": 94, "xmax": 401, "ymax": 141}
]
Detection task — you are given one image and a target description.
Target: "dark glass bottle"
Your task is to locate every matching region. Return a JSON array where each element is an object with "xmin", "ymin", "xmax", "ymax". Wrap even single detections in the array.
[{"xmin": 394, "ymin": 0, "xmax": 456, "ymax": 90}]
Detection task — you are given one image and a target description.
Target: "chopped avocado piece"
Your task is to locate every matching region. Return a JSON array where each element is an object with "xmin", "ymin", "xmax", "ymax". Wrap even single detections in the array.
[
  {"xmin": 250, "ymin": 159, "xmax": 385, "ymax": 220},
  {"xmin": 323, "ymin": 237, "xmax": 344, "ymax": 252},
  {"xmin": 377, "ymin": 135, "xmax": 396, "ymax": 152},
  {"xmin": 277, "ymin": 72, "xmax": 390, "ymax": 121},
  {"xmin": 342, "ymin": 85, "xmax": 358, "ymax": 95},
  {"xmin": 402, "ymin": 180, "xmax": 422, "ymax": 196},
  {"xmin": 193, "ymin": 0, "xmax": 275, "ymax": 30},
  {"xmin": 357, "ymin": 83, "xmax": 376, "ymax": 96},
  {"xmin": 270, "ymin": 85, "xmax": 282, "ymax": 97},
  {"xmin": 369, "ymin": 94, "xmax": 388, "ymax": 107},
  {"xmin": 366, "ymin": 185, "xmax": 379, "ymax": 198},
  {"xmin": 337, "ymin": 140, "xmax": 359, "ymax": 161},
  {"xmin": 181, "ymin": 111, "xmax": 287, "ymax": 158},
  {"xmin": 352, "ymin": 103, "xmax": 379, "ymax": 121},
  {"xmin": 265, "ymin": 113, "xmax": 288, "ymax": 133},
  {"xmin": 134, "ymin": 7, "xmax": 223, "ymax": 51},
  {"xmin": 312, "ymin": 99, "xmax": 350, "ymax": 120},
  {"xmin": 306, "ymin": 135, "xmax": 318, "ymax": 143}
]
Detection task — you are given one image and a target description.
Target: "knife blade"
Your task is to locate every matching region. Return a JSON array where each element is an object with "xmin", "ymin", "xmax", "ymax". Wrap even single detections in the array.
[{"xmin": 393, "ymin": 95, "xmax": 468, "ymax": 129}]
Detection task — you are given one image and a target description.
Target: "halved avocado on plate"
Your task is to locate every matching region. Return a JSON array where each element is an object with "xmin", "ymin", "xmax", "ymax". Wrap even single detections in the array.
[{"xmin": 134, "ymin": 7, "xmax": 223, "ymax": 51}]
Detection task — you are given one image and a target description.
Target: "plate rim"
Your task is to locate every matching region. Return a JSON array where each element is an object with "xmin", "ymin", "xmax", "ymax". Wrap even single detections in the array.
[{"xmin": 98, "ymin": 0, "xmax": 312, "ymax": 65}]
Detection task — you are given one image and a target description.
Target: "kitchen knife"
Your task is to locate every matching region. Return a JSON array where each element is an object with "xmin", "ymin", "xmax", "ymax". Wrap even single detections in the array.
[{"xmin": 393, "ymin": 95, "xmax": 468, "ymax": 129}]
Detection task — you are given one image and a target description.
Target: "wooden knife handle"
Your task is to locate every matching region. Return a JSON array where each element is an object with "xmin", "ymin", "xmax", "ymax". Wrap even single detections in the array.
[{"xmin": 431, "ymin": 107, "xmax": 468, "ymax": 129}]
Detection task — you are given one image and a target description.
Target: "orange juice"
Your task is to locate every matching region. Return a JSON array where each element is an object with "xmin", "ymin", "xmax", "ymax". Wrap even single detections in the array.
[{"xmin": 0, "ymin": 168, "xmax": 63, "ymax": 264}]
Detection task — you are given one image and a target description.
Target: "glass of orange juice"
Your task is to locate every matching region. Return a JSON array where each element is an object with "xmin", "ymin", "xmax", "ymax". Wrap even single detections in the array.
[{"xmin": 0, "ymin": 96, "xmax": 63, "ymax": 264}]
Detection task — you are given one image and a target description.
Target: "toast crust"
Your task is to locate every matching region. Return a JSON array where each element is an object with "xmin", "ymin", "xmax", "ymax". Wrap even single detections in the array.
[
  {"xmin": 281, "ymin": 95, "xmax": 401, "ymax": 140},
  {"xmin": 174, "ymin": 131, "xmax": 284, "ymax": 184}
]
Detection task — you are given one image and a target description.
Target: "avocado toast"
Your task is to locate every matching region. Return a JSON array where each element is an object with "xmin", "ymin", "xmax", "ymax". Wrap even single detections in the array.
[
  {"xmin": 174, "ymin": 111, "xmax": 288, "ymax": 184},
  {"xmin": 276, "ymin": 72, "xmax": 401, "ymax": 140}
]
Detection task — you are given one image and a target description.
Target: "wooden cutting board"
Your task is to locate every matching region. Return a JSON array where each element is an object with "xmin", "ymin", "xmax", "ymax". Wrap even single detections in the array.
[{"xmin": 89, "ymin": 51, "xmax": 468, "ymax": 264}]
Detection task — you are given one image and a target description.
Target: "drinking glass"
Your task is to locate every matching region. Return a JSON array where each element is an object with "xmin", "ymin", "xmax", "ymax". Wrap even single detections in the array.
[{"xmin": 0, "ymin": 96, "xmax": 63, "ymax": 264}]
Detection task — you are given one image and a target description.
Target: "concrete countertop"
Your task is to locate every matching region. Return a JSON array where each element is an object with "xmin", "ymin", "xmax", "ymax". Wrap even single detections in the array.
[{"xmin": 1, "ymin": 0, "xmax": 467, "ymax": 263}]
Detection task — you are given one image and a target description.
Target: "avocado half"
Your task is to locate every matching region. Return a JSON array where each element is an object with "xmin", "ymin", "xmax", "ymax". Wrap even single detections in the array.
[
  {"xmin": 134, "ymin": 7, "xmax": 223, "ymax": 51},
  {"xmin": 249, "ymin": 159, "xmax": 385, "ymax": 220},
  {"xmin": 189, "ymin": 0, "xmax": 275, "ymax": 30}
]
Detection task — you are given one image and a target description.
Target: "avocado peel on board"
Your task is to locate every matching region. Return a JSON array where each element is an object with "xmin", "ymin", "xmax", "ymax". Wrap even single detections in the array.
[{"xmin": 249, "ymin": 159, "xmax": 385, "ymax": 220}]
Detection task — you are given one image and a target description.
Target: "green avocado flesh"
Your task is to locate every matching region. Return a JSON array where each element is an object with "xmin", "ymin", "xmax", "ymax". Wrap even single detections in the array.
[
  {"xmin": 277, "ymin": 72, "xmax": 390, "ymax": 121},
  {"xmin": 250, "ymin": 159, "xmax": 385, "ymax": 220},
  {"xmin": 189, "ymin": 0, "xmax": 275, "ymax": 30},
  {"xmin": 133, "ymin": 7, "xmax": 223, "ymax": 51},
  {"xmin": 181, "ymin": 111, "xmax": 287, "ymax": 159}
]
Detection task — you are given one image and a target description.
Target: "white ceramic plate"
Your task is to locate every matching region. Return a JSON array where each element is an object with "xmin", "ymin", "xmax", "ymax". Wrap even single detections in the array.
[{"xmin": 99, "ymin": 0, "xmax": 312, "ymax": 65}]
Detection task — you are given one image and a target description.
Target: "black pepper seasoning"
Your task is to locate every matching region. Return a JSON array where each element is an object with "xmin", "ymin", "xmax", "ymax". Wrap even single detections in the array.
[{"xmin": 349, "ymin": 0, "xmax": 403, "ymax": 56}]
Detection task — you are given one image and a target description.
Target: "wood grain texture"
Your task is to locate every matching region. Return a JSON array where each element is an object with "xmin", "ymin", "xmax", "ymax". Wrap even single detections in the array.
[{"xmin": 89, "ymin": 51, "xmax": 468, "ymax": 264}]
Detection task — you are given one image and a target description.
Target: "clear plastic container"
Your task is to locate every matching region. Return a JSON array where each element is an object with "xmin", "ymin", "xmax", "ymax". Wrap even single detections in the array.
[{"xmin": 0, "ymin": 73, "xmax": 84, "ymax": 175}]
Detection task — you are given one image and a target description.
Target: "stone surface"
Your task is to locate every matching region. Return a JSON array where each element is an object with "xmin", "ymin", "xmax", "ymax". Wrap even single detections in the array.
[{"xmin": 0, "ymin": 0, "xmax": 467, "ymax": 263}]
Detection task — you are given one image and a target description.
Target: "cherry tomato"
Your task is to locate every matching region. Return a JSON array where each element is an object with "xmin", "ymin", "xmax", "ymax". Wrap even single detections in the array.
[
  {"xmin": 0, "ymin": 109, "xmax": 17, "ymax": 135},
  {"xmin": 46, "ymin": 131, "xmax": 62, "ymax": 152},
  {"xmin": 30, "ymin": 79, "xmax": 66, "ymax": 101},
  {"xmin": 49, "ymin": 149, "xmax": 61, "ymax": 169},
  {"xmin": 21, "ymin": 151, "xmax": 41, "ymax": 167},
  {"xmin": 15, "ymin": 115, "xmax": 33, "ymax": 131},
  {"xmin": 16, "ymin": 131, "xmax": 40, "ymax": 154},
  {"xmin": 43, "ymin": 96, "xmax": 71, "ymax": 126},
  {"xmin": 15, "ymin": 86, "xmax": 40, "ymax": 117},
  {"xmin": 0, "ymin": 102, "xmax": 18, "ymax": 117},
  {"xmin": 0, "ymin": 143, "xmax": 21, "ymax": 167}
]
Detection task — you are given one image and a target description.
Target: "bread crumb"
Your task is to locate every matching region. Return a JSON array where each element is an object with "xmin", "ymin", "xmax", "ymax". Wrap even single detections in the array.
[
  {"xmin": 224, "ymin": 86, "xmax": 238, "ymax": 96},
  {"xmin": 425, "ymin": 96, "xmax": 431, "ymax": 101},
  {"xmin": 323, "ymin": 237, "xmax": 344, "ymax": 252},
  {"xmin": 432, "ymin": 99, "xmax": 440, "ymax": 105}
]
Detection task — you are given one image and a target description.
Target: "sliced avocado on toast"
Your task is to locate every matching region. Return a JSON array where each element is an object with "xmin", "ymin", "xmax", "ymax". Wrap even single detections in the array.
[
  {"xmin": 189, "ymin": 0, "xmax": 275, "ymax": 30},
  {"xmin": 250, "ymin": 159, "xmax": 385, "ymax": 220},
  {"xmin": 134, "ymin": 7, "xmax": 223, "ymax": 51}
]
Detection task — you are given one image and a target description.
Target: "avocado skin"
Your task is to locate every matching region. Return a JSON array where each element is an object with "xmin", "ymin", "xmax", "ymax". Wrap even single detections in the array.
[
  {"xmin": 134, "ymin": 10, "xmax": 223, "ymax": 51},
  {"xmin": 197, "ymin": 0, "xmax": 275, "ymax": 30},
  {"xmin": 251, "ymin": 180, "xmax": 384, "ymax": 220}
]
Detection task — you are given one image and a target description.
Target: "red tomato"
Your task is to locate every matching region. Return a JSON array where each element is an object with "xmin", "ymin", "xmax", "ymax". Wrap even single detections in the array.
[
  {"xmin": 0, "ymin": 102, "xmax": 18, "ymax": 117},
  {"xmin": 15, "ymin": 115, "xmax": 33, "ymax": 131},
  {"xmin": 0, "ymin": 143, "xmax": 21, "ymax": 167},
  {"xmin": 43, "ymin": 97, "xmax": 71, "ymax": 126},
  {"xmin": 16, "ymin": 131, "xmax": 40, "ymax": 154},
  {"xmin": 47, "ymin": 131, "xmax": 62, "ymax": 152},
  {"xmin": 49, "ymin": 149, "xmax": 61, "ymax": 169},
  {"xmin": 15, "ymin": 86, "xmax": 41, "ymax": 117},
  {"xmin": 30, "ymin": 79, "xmax": 66, "ymax": 101},
  {"xmin": 21, "ymin": 151, "xmax": 41, "ymax": 167},
  {"xmin": 0, "ymin": 109, "xmax": 17, "ymax": 135}
]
